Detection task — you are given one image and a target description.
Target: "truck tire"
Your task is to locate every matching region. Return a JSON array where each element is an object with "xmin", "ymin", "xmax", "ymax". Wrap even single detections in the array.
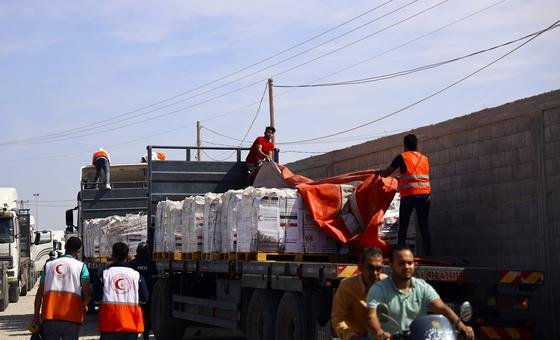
[
  {"xmin": 311, "ymin": 289, "xmax": 333, "ymax": 340},
  {"xmin": 20, "ymin": 283, "xmax": 27, "ymax": 296},
  {"xmin": 246, "ymin": 289, "xmax": 276, "ymax": 340},
  {"xmin": 0, "ymin": 272, "xmax": 8, "ymax": 312},
  {"xmin": 8, "ymin": 282, "xmax": 20, "ymax": 303},
  {"xmin": 151, "ymin": 279, "xmax": 186, "ymax": 340},
  {"xmin": 275, "ymin": 292, "xmax": 306, "ymax": 340}
]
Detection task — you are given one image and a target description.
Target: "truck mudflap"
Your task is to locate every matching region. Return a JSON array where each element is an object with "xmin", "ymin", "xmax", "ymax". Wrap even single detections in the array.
[{"xmin": 479, "ymin": 326, "xmax": 532, "ymax": 340}]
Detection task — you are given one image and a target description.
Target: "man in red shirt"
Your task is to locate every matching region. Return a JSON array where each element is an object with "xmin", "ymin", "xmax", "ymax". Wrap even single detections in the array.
[{"xmin": 246, "ymin": 126, "xmax": 275, "ymax": 167}]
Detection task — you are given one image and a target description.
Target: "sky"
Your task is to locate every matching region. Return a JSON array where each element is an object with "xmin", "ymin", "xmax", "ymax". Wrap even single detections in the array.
[{"xmin": 0, "ymin": 0, "xmax": 559, "ymax": 230}]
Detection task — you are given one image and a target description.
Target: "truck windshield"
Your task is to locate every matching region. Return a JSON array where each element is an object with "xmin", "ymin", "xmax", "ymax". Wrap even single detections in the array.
[{"xmin": 0, "ymin": 218, "xmax": 14, "ymax": 243}]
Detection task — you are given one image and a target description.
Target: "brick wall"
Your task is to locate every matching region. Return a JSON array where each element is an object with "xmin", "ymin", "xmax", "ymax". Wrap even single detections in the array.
[{"xmin": 287, "ymin": 89, "xmax": 560, "ymax": 337}]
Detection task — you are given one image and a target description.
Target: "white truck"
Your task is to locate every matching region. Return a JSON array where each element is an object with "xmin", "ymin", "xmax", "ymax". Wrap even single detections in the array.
[
  {"xmin": 33, "ymin": 229, "xmax": 65, "ymax": 276},
  {"xmin": 0, "ymin": 188, "xmax": 35, "ymax": 310}
]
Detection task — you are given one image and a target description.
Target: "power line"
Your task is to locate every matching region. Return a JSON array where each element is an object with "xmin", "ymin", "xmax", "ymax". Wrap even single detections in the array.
[
  {"xmin": 0, "ymin": 1, "xmax": 508, "ymax": 161},
  {"xmin": 274, "ymin": 24, "xmax": 560, "ymax": 88},
  {"xmin": 280, "ymin": 18, "xmax": 560, "ymax": 145},
  {"xmin": 202, "ymin": 82, "xmax": 269, "ymax": 161},
  {"xmin": 276, "ymin": 0, "xmax": 508, "ymax": 91},
  {"xmin": 0, "ymin": 1, "xmax": 398, "ymax": 147}
]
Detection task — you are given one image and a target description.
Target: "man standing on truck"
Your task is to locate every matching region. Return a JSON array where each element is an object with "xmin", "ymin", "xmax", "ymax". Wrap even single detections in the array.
[
  {"xmin": 130, "ymin": 242, "xmax": 157, "ymax": 340},
  {"xmin": 92, "ymin": 147, "xmax": 111, "ymax": 190},
  {"xmin": 331, "ymin": 247, "xmax": 387, "ymax": 340},
  {"xmin": 367, "ymin": 245, "xmax": 474, "ymax": 340},
  {"xmin": 95, "ymin": 242, "xmax": 148, "ymax": 340},
  {"xmin": 378, "ymin": 134, "xmax": 432, "ymax": 256},
  {"xmin": 33, "ymin": 236, "xmax": 92, "ymax": 340},
  {"xmin": 245, "ymin": 126, "xmax": 275, "ymax": 171}
]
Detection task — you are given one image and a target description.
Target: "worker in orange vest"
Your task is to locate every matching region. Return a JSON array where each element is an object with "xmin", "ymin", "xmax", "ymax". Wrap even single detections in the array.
[
  {"xmin": 378, "ymin": 134, "xmax": 432, "ymax": 256},
  {"xmin": 95, "ymin": 242, "xmax": 148, "ymax": 340},
  {"xmin": 141, "ymin": 151, "xmax": 166, "ymax": 163},
  {"xmin": 33, "ymin": 237, "xmax": 92, "ymax": 340},
  {"xmin": 92, "ymin": 147, "xmax": 111, "ymax": 190}
]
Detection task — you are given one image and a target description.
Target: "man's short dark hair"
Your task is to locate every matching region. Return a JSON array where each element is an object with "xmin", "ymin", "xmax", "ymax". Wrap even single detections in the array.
[
  {"xmin": 112, "ymin": 242, "xmax": 129, "ymax": 262},
  {"xmin": 265, "ymin": 126, "xmax": 276, "ymax": 133},
  {"xmin": 403, "ymin": 134, "xmax": 418, "ymax": 151},
  {"xmin": 136, "ymin": 242, "xmax": 149, "ymax": 258},
  {"xmin": 65, "ymin": 237, "xmax": 82, "ymax": 253},
  {"xmin": 389, "ymin": 244, "xmax": 414, "ymax": 262},
  {"xmin": 359, "ymin": 247, "xmax": 383, "ymax": 264}
]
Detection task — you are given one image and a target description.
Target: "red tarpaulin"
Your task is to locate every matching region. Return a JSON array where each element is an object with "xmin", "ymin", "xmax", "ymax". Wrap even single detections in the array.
[{"xmin": 274, "ymin": 164, "xmax": 398, "ymax": 254}]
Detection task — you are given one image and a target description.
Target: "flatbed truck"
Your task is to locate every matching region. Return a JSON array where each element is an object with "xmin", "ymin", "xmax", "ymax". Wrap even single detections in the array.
[{"xmin": 69, "ymin": 146, "xmax": 544, "ymax": 339}]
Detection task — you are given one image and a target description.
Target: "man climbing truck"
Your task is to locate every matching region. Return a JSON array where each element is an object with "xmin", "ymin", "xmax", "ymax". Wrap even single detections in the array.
[{"xmin": 68, "ymin": 146, "xmax": 544, "ymax": 339}]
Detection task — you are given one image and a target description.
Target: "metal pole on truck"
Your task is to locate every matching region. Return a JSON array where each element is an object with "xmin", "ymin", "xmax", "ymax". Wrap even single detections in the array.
[
  {"xmin": 268, "ymin": 78, "xmax": 275, "ymax": 144},
  {"xmin": 33, "ymin": 193, "xmax": 39, "ymax": 230},
  {"xmin": 196, "ymin": 121, "xmax": 202, "ymax": 161}
]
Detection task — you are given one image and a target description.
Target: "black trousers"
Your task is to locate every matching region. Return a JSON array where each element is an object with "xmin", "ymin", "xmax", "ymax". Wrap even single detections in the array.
[{"xmin": 398, "ymin": 194, "xmax": 432, "ymax": 256}]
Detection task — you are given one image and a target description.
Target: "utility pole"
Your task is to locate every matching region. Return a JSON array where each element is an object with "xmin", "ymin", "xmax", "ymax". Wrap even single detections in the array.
[
  {"xmin": 196, "ymin": 121, "xmax": 202, "ymax": 161},
  {"xmin": 268, "ymin": 78, "xmax": 275, "ymax": 144},
  {"xmin": 33, "ymin": 193, "xmax": 39, "ymax": 229}
]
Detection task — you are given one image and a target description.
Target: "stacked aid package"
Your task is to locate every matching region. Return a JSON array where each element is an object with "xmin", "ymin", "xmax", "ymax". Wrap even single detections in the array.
[
  {"xmin": 378, "ymin": 193, "xmax": 417, "ymax": 248},
  {"xmin": 153, "ymin": 187, "xmax": 338, "ymax": 254},
  {"xmin": 81, "ymin": 191, "xmax": 414, "ymax": 257},
  {"xmin": 82, "ymin": 213, "xmax": 147, "ymax": 258}
]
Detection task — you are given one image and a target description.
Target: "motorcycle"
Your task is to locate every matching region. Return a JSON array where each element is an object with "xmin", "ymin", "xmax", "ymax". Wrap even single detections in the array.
[{"xmin": 376, "ymin": 301, "xmax": 473, "ymax": 340}]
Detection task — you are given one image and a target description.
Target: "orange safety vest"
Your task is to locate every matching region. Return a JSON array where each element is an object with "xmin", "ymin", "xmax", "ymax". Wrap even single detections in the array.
[
  {"xmin": 92, "ymin": 150, "xmax": 110, "ymax": 165},
  {"xmin": 98, "ymin": 266, "xmax": 144, "ymax": 333},
  {"xmin": 42, "ymin": 256, "xmax": 86, "ymax": 324},
  {"xmin": 398, "ymin": 151, "xmax": 431, "ymax": 197}
]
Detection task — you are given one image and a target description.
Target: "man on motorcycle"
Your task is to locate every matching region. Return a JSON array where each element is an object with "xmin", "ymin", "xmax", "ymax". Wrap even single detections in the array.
[
  {"xmin": 332, "ymin": 247, "xmax": 387, "ymax": 340},
  {"xmin": 367, "ymin": 245, "xmax": 475, "ymax": 340}
]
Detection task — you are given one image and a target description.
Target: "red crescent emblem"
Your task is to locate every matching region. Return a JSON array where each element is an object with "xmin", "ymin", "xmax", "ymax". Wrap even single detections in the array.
[
  {"xmin": 114, "ymin": 278, "xmax": 125, "ymax": 290},
  {"xmin": 110, "ymin": 274, "xmax": 132, "ymax": 294}
]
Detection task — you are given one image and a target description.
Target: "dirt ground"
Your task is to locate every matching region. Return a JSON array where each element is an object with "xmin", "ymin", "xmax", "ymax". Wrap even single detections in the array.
[{"xmin": 0, "ymin": 282, "xmax": 244, "ymax": 339}]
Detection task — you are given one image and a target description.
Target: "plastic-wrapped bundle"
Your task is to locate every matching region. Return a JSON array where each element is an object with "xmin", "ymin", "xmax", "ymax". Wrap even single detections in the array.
[
  {"xmin": 183, "ymin": 196, "xmax": 205, "ymax": 253},
  {"xmin": 84, "ymin": 213, "xmax": 147, "ymax": 258},
  {"xmin": 202, "ymin": 193, "xmax": 223, "ymax": 253},
  {"xmin": 282, "ymin": 192, "xmax": 304, "ymax": 253},
  {"xmin": 221, "ymin": 189, "xmax": 245, "ymax": 253},
  {"xmin": 235, "ymin": 188, "xmax": 257, "ymax": 252},
  {"xmin": 378, "ymin": 193, "xmax": 416, "ymax": 249},
  {"xmin": 153, "ymin": 201, "xmax": 165, "ymax": 253},
  {"xmin": 168, "ymin": 201, "xmax": 183, "ymax": 252},
  {"xmin": 154, "ymin": 200, "xmax": 183, "ymax": 253},
  {"xmin": 248, "ymin": 187, "xmax": 295, "ymax": 253}
]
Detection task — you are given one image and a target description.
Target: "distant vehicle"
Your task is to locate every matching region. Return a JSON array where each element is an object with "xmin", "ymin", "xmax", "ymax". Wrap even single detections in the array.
[
  {"xmin": 0, "ymin": 188, "xmax": 36, "ymax": 311},
  {"xmin": 32, "ymin": 229, "xmax": 65, "ymax": 276}
]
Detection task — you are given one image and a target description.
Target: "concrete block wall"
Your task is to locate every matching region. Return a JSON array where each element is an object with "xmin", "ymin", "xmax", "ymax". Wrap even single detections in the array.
[{"xmin": 287, "ymin": 89, "xmax": 560, "ymax": 337}]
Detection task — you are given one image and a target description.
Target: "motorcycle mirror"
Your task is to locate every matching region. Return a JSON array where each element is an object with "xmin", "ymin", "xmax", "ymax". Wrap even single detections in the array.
[
  {"xmin": 459, "ymin": 301, "xmax": 473, "ymax": 322},
  {"xmin": 376, "ymin": 304, "xmax": 390, "ymax": 323}
]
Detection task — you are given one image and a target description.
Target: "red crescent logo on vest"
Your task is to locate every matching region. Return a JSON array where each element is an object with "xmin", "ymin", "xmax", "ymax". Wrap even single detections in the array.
[
  {"xmin": 110, "ymin": 274, "xmax": 133, "ymax": 294},
  {"xmin": 53, "ymin": 262, "xmax": 70, "ymax": 278}
]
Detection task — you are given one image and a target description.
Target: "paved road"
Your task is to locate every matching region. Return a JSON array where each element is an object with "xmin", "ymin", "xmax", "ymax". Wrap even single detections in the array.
[{"xmin": 0, "ymin": 282, "xmax": 244, "ymax": 339}]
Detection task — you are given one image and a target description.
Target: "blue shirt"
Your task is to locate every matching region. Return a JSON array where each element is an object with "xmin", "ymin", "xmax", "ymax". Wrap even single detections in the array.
[
  {"xmin": 39, "ymin": 254, "xmax": 90, "ymax": 284},
  {"xmin": 367, "ymin": 276, "xmax": 439, "ymax": 334}
]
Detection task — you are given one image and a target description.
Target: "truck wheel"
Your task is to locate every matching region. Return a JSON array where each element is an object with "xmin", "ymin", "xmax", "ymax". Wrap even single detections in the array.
[
  {"xmin": 151, "ymin": 279, "xmax": 186, "ymax": 340},
  {"xmin": 0, "ymin": 272, "xmax": 8, "ymax": 311},
  {"xmin": 246, "ymin": 290, "xmax": 276, "ymax": 340},
  {"xmin": 311, "ymin": 289, "xmax": 333, "ymax": 340},
  {"xmin": 20, "ymin": 283, "xmax": 27, "ymax": 296},
  {"xmin": 8, "ymin": 282, "xmax": 20, "ymax": 303},
  {"xmin": 275, "ymin": 292, "xmax": 306, "ymax": 340}
]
